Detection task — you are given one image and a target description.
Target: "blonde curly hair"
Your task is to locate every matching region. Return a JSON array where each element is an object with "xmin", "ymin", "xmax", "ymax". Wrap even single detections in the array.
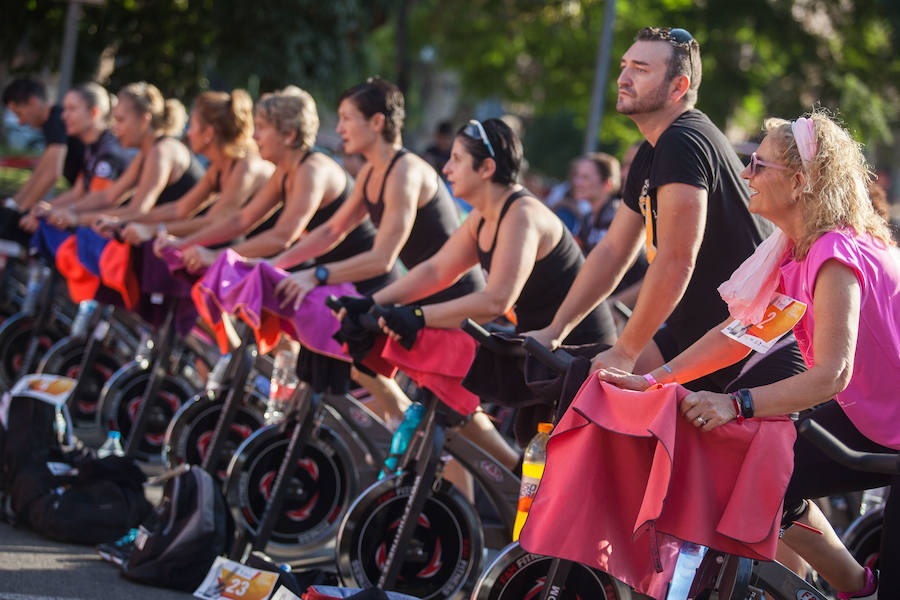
[{"xmin": 764, "ymin": 109, "xmax": 893, "ymax": 259}]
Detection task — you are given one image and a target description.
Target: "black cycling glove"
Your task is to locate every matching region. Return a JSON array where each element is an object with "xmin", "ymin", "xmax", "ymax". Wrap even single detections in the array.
[
  {"xmin": 381, "ymin": 304, "xmax": 425, "ymax": 350},
  {"xmin": 338, "ymin": 295, "xmax": 374, "ymax": 319}
]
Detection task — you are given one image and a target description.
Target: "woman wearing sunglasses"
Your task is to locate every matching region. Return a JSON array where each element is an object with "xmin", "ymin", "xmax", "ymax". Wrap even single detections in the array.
[
  {"xmin": 367, "ymin": 117, "xmax": 617, "ymax": 352},
  {"xmin": 270, "ymin": 77, "xmax": 484, "ymax": 424},
  {"xmin": 599, "ymin": 111, "xmax": 899, "ymax": 600}
]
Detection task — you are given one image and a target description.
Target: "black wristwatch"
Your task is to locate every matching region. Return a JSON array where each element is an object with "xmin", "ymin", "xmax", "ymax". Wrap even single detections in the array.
[
  {"xmin": 314, "ymin": 265, "xmax": 329, "ymax": 285},
  {"xmin": 737, "ymin": 388, "xmax": 755, "ymax": 419}
]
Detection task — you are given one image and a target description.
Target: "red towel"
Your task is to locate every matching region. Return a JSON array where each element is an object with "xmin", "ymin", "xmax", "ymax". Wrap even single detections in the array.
[
  {"xmin": 98, "ymin": 240, "xmax": 139, "ymax": 309},
  {"xmin": 519, "ymin": 379, "xmax": 795, "ymax": 600},
  {"xmin": 381, "ymin": 329, "xmax": 479, "ymax": 416},
  {"xmin": 55, "ymin": 236, "xmax": 100, "ymax": 302}
]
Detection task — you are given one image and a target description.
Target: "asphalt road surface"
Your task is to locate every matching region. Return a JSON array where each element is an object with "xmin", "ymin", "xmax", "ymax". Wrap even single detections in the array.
[
  {"xmin": 0, "ymin": 426, "xmax": 192, "ymax": 600},
  {"xmin": 0, "ymin": 519, "xmax": 192, "ymax": 600}
]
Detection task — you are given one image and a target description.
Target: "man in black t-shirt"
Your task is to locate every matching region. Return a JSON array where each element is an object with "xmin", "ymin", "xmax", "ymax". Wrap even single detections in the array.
[
  {"xmin": 529, "ymin": 27, "xmax": 803, "ymax": 392},
  {"xmin": 2, "ymin": 78, "xmax": 84, "ymax": 212}
]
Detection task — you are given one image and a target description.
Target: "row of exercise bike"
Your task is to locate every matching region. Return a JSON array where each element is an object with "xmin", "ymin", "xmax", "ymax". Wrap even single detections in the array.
[{"xmin": 0, "ymin": 248, "xmax": 894, "ymax": 600}]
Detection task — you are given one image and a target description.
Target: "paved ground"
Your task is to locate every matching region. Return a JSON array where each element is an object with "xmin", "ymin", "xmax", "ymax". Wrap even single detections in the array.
[
  {"xmin": 0, "ymin": 425, "xmax": 194, "ymax": 600},
  {"xmin": 0, "ymin": 520, "xmax": 192, "ymax": 600}
]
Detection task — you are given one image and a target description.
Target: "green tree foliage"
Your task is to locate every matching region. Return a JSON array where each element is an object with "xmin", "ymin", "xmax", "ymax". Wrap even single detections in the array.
[
  {"xmin": 406, "ymin": 0, "xmax": 900, "ymax": 176},
  {"xmin": 2, "ymin": 0, "xmax": 391, "ymax": 104}
]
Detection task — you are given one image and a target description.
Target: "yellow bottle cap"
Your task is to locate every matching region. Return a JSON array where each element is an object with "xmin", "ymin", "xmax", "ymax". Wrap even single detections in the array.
[{"xmin": 537, "ymin": 422, "xmax": 553, "ymax": 434}]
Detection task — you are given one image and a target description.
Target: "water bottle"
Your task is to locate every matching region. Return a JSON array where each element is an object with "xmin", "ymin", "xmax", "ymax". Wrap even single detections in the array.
[
  {"xmin": 380, "ymin": 402, "xmax": 425, "ymax": 478},
  {"xmin": 70, "ymin": 299, "xmax": 99, "ymax": 338},
  {"xmin": 21, "ymin": 263, "xmax": 49, "ymax": 316},
  {"xmin": 205, "ymin": 353, "xmax": 232, "ymax": 392},
  {"xmin": 98, "ymin": 430, "xmax": 125, "ymax": 458},
  {"xmin": 666, "ymin": 542, "xmax": 708, "ymax": 600},
  {"xmin": 513, "ymin": 422, "xmax": 552, "ymax": 541},
  {"xmin": 265, "ymin": 348, "xmax": 299, "ymax": 424},
  {"xmin": 54, "ymin": 408, "xmax": 69, "ymax": 446}
]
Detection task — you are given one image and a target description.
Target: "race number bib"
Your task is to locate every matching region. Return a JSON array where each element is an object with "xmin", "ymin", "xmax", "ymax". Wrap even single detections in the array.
[
  {"xmin": 194, "ymin": 556, "xmax": 279, "ymax": 600},
  {"xmin": 722, "ymin": 293, "xmax": 806, "ymax": 354}
]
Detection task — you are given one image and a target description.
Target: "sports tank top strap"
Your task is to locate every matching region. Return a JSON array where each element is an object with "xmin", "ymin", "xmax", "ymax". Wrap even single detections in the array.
[
  {"xmin": 212, "ymin": 159, "xmax": 237, "ymax": 193},
  {"xmin": 477, "ymin": 189, "xmax": 531, "ymax": 265},
  {"xmin": 377, "ymin": 148, "xmax": 408, "ymax": 205},
  {"xmin": 362, "ymin": 148, "xmax": 409, "ymax": 226},
  {"xmin": 280, "ymin": 171, "xmax": 289, "ymax": 202}
]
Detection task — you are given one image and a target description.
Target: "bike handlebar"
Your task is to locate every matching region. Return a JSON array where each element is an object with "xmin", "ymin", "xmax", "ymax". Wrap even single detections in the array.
[
  {"xmin": 798, "ymin": 419, "xmax": 900, "ymax": 474},
  {"xmin": 460, "ymin": 318, "xmax": 574, "ymax": 373},
  {"xmin": 522, "ymin": 337, "xmax": 574, "ymax": 374},
  {"xmin": 324, "ymin": 294, "xmax": 342, "ymax": 312}
]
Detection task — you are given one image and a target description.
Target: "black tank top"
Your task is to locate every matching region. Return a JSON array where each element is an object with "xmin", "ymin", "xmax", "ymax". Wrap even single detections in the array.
[
  {"xmin": 476, "ymin": 190, "xmax": 616, "ymax": 344},
  {"xmin": 210, "ymin": 159, "xmax": 237, "ymax": 193},
  {"xmin": 154, "ymin": 137, "xmax": 205, "ymax": 204},
  {"xmin": 362, "ymin": 149, "xmax": 484, "ymax": 304}
]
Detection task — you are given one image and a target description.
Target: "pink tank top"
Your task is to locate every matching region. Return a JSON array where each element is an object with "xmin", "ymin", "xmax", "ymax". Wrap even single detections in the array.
[{"xmin": 779, "ymin": 230, "xmax": 900, "ymax": 449}]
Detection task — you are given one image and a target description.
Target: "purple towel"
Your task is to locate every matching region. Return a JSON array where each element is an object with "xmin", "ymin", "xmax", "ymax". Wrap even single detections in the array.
[
  {"xmin": 194, "ymin": 250, "xmax": 358, "ymax": 357},
  {"xmin": 140, "ymin": 242, "xmax": 194, "ymax": 298}
]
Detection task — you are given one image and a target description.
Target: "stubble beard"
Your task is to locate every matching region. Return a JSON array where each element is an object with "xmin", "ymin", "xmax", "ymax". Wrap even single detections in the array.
[{"xmin": 616, "ymin": 83, "xmax": 669, "ymax": 116}]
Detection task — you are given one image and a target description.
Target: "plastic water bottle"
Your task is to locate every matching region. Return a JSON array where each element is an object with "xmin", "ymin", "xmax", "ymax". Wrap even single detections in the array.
[
  {"xmin": 513, "ymin": 422, "xmax": 552, "ymax": 541},
  {"xmin": 667, "ymin": 542, "xmax": 707, "ymax": 600},
  {"xmin": 98, "ymin": 431, "xmax": 125, "ymax": 458},
  {"xmin": 70, "ymin": 299, "xmax": 98, "ymax": 338},
  {"xmin": 21, "ymin": 263, "xmax": 49, "ymax": 316},
  {"xmin": 380, "ymin": 402, "xmax": 425, "ymax": 478},
  {"xmin": 54, "ymin": 408, "xmax": 69, "ymax": 446},
  {"xmin": 265, "ymin": 348, "xmax": 299, "ymax": 424},
  {"xmin": 205, "ymin": 353, "xmax": 232, "ymax": 392}
]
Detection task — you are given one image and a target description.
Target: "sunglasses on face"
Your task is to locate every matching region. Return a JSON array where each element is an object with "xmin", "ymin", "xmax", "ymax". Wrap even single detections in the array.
[
  {"xmin": 748, "ymin": 152, "xmax": 790, "ymax": 177},
  {"xmin": 463, "ymin": 119, "xmax": 496, "ymax": 158}
]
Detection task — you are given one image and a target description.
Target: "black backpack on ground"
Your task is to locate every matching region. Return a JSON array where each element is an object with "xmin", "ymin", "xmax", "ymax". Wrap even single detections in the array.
[
  {"xmin": 11, "ymin": 453, "xmax": 151, "ymax": 544},
  {"xmin": 122, "ymin": 465, "xmax": 234, "ymax": 591},
  {"xmin": 0, "ymin": 388, "xmax": 72, "ymax": 493}
]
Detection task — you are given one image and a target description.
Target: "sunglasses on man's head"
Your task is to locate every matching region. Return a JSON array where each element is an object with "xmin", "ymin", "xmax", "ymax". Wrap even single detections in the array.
[
  {"xmin": 463, "ymin": 119, "xmax": 495, "ymax": 158},
  {"xmin": 664, "ymin": 28, "xmax": 696, "ymax": 83},
  {"xmin": 748, "ymin": 152, "xmax": 790, "ymax": 177},
  {"xmin": 667, "ymin": 28, "xmax": 694, "ymax": 45}
]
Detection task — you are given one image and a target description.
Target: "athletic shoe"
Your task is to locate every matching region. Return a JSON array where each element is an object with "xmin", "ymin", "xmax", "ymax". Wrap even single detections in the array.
[
  {"xmin": 96, "ymin": 527, "xmax": 138, "ymax": 567},
  {"xmin": 837, "ymin": 567, "xmax": 878, "ymax": 599}
]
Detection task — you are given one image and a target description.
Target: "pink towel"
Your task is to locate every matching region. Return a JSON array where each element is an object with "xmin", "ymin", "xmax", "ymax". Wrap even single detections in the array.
[
  {"xmin": 381, "ymin": 329, "xmax": 479, "ymax": 416},
  {"xmin": 519, "ymin": 379, "xmax": 795, "ymax": 600}
]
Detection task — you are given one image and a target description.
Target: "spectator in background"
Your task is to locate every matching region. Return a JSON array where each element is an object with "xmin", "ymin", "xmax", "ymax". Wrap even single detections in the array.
[
  {"xmin": 2, "ymin": 78, "xmax": 85, "ymax": 211},
  {"xmin": 422, "ymin": 120, "xmax": 453, "ymax": 176},
  {"xmin": 571, "ymin": 151, "xmax": 647, "ymax": 325},
  {"xmin": 572, "ymin": 152, "xmax": 621, "ymax": 250}
]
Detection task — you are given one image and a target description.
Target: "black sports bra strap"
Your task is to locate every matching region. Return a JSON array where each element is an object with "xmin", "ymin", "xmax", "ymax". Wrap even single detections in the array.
[
  {"xmin": 299, "ymin": 150, "xmax": 313, "ymax": 165},
  {"xmin": 280, "ymin": 172, "xmax": 289, "ymax": 201},
  {"xmin": 478, "ymin": 189, "xmax": 530, "ymax": 256}
]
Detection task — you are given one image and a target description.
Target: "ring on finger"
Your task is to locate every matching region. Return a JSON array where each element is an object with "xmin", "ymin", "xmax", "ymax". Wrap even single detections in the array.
[{"xmin": 695, "ymin": 416, "xmax": 707, "ymax": 426}]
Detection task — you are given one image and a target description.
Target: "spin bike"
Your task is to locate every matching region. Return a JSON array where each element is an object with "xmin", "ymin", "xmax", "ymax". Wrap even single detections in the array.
[
  {"xmin": 470, "ymin": 346, "xmax": 883, "ymax": 600},
  {"xmin": 332, "ymin": 308, "xmax": 522, "ymax": 600},
  {"xmin": 165, "ymin": 304, "xmax": 394, "ymax": 564}
]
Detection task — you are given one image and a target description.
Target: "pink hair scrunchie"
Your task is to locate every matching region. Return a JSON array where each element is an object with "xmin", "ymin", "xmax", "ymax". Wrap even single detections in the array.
[{"xmin": 791, "ymin": 117, "xmax": 817, "ymax": 164}]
